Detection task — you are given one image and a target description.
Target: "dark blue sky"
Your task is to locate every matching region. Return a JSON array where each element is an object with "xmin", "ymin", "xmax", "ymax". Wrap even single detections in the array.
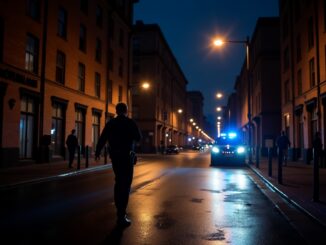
[{"xmin": 134, "ymin": 0, "xmax": 279, "ymax": 123}]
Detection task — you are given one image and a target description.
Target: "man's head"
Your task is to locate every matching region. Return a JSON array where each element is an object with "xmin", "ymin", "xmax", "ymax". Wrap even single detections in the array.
[
  {"xmin": 116, "ymin": 102, "xmax": 128, "ymax": 116},
  {"xmin": 281, "ymin": 131, "xmax": 285, "ymax": 136},
  {"xmin": 71, "ymin": 129, "xmax": 76, "ymax": 134}
]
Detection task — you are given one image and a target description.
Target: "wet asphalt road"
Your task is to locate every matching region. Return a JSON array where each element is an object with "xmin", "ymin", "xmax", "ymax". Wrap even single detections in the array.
[{"xmin": 0, "ymin": 151, "xmax": 306, "ymax": 244}]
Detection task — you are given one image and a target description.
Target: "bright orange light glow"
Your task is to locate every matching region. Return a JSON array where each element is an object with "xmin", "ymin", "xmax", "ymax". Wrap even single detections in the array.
[
  {"xmin": 213, "ymin": 39, "xmax": 224, "ymax": 46},
  {"xmin": 141, "ymin": 82, "xmax": 150, "ymax": 89},
  {"xmin": 178, "ymin": 109, "xmax": 183, "ymax": 114}
]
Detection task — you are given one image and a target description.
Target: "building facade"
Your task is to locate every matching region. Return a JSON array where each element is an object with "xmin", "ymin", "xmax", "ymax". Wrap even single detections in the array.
[
  {"xmin": 231, "ymin": 17, "xmax": 281, "ymax": 156},
  {"xmin": 280, "ymin": 0, "xmax": 326, "ymax": 163},
  {"xmin": 0, "ymin": 0, "xmax": 136, "ymax": 167},
  {"xmin": 132, "ymin": 22, "xmax": 188, "ymax": 152}
]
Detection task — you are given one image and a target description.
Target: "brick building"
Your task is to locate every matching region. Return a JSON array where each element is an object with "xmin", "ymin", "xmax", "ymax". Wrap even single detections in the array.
[
  {"xmin": 280, "ymin": 0, "xmax": 326, "ymax": 163},
  {"xmin": 132, "ymin": 22, "xmax": 188, "ymax": 152},
  {"xmin": 0, "ymin": 0, "xmax": 137, "ymax": 166},
  {"xmin": 230, "ymin": 17, "xmax": 281, "ymax": 156}
]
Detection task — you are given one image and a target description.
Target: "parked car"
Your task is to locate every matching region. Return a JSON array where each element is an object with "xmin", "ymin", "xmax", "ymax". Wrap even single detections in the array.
[{"xmin": 166, "ymin": 145, "xmax": 180, "ymax": 154}]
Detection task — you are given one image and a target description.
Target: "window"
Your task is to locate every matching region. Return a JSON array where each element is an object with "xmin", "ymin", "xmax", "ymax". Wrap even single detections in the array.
[
  {"xmin": 56, "ymin": 51, "xmax": 66, "ymax": 84},
  {"xmin": 309, "ymin": 58, "xmax": 315, "ymax": 87},
  {"xmin": 80, "ymin": 0, "xmax": 88, "ymax": 14},
  {"xmin": 297, "ymin": 69, "xmax": 302, "ymax": 96},
  {"xmin": 108, "ymin": 80, "xmax": 113, "ymax": 103},
  {"xmin": 78, "ymin": 63, "xmax": 85, "ymax": 92},
  {"xmin": 119, "ymin": 28, "xmax": 124, "ymax": 48},
  {"xmin": 57, "ymin": 7, "xmax": 67, "ymax": 38},
  {"xmin": 108, "ymin": 17, "xmax": 114, "ymax": 40},
  {"xmin": 79, "ymin": 24, "xmax": 87, "ymax": 52},
  {"xmin": 20, "ymin": 96, "xmax": 36, "ymax": 158},
  {"xmin": 92, "ymin": 113, "xmax": 100, "ymax": 150},
  {"xmin": 25, "ymin": 34, "xmax": 39, "ymax": 73},
  {"xmin": 95, "ymin": 72, "xmax": 101, "ymax": 98},
  {"xmin": 119, "ymin": 58, "xmax": 123, "ymax": 77},
  {"xmin": 96, "ymin": 5, "xmax": 103, "ymax": 27},
  {"xmin": 308, "ymin": 16, "xmax": 314, "ymax": 49},
  {"xmin": 108, "ymin": 48, "xmax": 114, "ymax": 71},
  {"xmin": 283, "ymin": 46, "xmax": 290, "ymax": 72},
  {"xmin": 118, "ymin": 85, "xmax": 123, "ymax": 102},
  {"xmin": 26, "ymin": 0, "xmax": 40, "ymax": 21},
  {"xmin": 284, "ymin": 80, "xmax": 290, "ymax": 103},
  {"xmin": 51, "ymin": 103, "xmax": 64, "ymax": 156},
  {"xmin": 296, "ymin": 34, "xmax": 301, "ymax": 62},
  {"xmin": 75, "ymin": 108, "xmax": 85, "ymax": 150},
  {"xmin": 96, "ymin": 38, "xmax": 102, "ymax": 63}
]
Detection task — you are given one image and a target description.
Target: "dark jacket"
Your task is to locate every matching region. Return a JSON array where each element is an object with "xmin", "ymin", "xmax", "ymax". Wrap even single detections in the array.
[
  {"xmin": 276, "ymin": 135, "xmax": 290, "ymax": 150},
  {"xmin": 95, "ymin": 115, "xmax": 142, "ymax": 156},
  {"xmin": 66, "ymin": 134, "xmax": 78, "ymax": 150}
]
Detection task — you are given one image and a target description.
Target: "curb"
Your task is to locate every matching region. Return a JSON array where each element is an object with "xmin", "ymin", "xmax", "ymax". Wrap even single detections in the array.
[
  {"xmin": 0, "ymin": 164, "xmax": 112, "ymax": 191},
  {"xmin": 247, "ymin": 163, "xmax": 326, "ymax": 229}
]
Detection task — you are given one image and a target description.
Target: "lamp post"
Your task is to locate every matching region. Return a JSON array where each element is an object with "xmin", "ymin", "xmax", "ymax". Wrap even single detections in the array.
[{"xmin": 214, "ymin": 36, "xmax": 252, "ymax": 164}]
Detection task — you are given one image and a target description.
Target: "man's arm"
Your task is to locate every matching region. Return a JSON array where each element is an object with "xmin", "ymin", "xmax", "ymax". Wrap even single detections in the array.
[{"xmin": 95, "ymin": 123, "xmax": 110, "ymax": 157}]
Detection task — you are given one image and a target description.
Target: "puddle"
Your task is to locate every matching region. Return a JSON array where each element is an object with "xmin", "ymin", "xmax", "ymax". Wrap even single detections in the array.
[{"xmin": 203, "ymin": 229, "xmax": 225, "ymax": 241}]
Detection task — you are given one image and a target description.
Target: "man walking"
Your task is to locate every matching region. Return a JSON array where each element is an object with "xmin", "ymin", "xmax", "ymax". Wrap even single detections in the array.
[
  {"xmin": 66, "ymin": 129, "xmax": 78, "ymax": 168},
  {"xmin": 95, "ymin": 103, "xmax": 142, "ymax": 227},
  {"xmin": 276, "ymin": 131, "xmax": 291, "ymax": 166}
]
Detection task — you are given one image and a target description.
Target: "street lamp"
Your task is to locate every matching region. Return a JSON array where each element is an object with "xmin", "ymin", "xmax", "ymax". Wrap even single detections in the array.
[
  {"xmin": 216, "ymin": 107, "xmax": 222, "ymax": 112},
  {"xmin": 213, "ymin": 36, "xmax": 252, "ymax": 164},
  {"xmin": 216, "ymin": 92, "xmax": 223, "ymax": 99}
]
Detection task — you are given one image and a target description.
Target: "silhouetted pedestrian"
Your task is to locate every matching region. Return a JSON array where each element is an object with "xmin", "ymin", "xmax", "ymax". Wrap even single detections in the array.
[
  {"xmin": 313, "ymin": 131, "xmax": 323, "ymax": 167},
  {"xmin": 66, "ymin": 129, "xmax": 78, "ymax": 168},
  {"xmin": 95, "ymin": 103, "xmax": 142, "ymax": 227},
  {"xmin": 276, "ymin": 131, "xmax": 291, "ymax": 166}
]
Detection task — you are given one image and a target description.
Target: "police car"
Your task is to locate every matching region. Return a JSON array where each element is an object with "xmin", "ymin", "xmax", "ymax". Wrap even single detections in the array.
[{"xmin": 210, "ymin": 132, "xmax": 247, "ymax": 166}]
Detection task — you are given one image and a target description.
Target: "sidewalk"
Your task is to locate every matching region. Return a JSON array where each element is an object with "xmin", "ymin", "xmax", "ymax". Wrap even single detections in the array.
[
  {"xmin": 0, "ymin": 157, "xmax": 112, "ymax": 189},
  {"xmin": 248, "ymin": 157, "xmax": 326, "ymax": 228}
]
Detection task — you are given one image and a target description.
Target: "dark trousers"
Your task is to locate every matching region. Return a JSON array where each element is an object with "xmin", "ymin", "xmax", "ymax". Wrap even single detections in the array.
[
  {"xmin": 68, "ymin": 147, "xmax": 75, "ymax": 167},
  {"xmin": 111, "ymin": 153, "xmax": 134, "ymax": 219}
]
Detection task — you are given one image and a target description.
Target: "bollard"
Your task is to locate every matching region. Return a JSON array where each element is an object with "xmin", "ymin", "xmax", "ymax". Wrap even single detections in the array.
[
  {"xmin": 268, "ymin": 148, "xmax": 272, "ymax": 177},
  {"xmin": 277, "ymin": 149, "xmax": 283, "ymax": 184},
  {"xmin": 77, "ymin": 145, "xmax": 81, "ymax": 170},
  {"xmin": 313, "ymin": 149, "xmax": 319, "ymax": 202},
  {"xmin": 256, "ymin": 146, "xmax": 260, "ymax": 168},
  {"xmin": 104, "ymin": 145, "xmax": 107, "ymax": 164},
  {"xmin": 85, "ymin": 145, "xmax": 89, "ymax": 168}
]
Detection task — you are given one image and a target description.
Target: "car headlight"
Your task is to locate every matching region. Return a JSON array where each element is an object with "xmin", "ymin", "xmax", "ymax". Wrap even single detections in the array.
[
  {"xmin": 237, "ymin": 146, "xmax": 245, "ymax": 154},
  {"xmin": 212, "ymin": 146, "xmax": 220, "ymax": 153}
]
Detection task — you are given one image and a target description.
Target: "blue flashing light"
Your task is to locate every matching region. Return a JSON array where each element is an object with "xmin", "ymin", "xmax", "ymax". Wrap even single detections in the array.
[
  {"xmin": 212, "ymin": 146, "xmax": 220, "ymax": 153},
  {"xmin": 228, "ymin": 132, "xmax": 237, "ymax": 138},
  {"xmin": 237, "ymin": 146, "xmax": 245, "ymax": 154}
]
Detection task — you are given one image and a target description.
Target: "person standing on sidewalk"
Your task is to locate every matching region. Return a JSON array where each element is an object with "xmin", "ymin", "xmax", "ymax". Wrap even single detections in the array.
[
  {"xmin": 313, "ymin": 131, "xmax": 323, "ymax": 167},
  {"xmin": 66, "ymin": 129, "xmax": 78, "ymax": 168},
  {"xmin": 276, "ymin": 131, "xmax": 291, "ymax": 166},
  {"xmin": 95, "ymin": 102, "xmax": 142, "ymax": 227}
]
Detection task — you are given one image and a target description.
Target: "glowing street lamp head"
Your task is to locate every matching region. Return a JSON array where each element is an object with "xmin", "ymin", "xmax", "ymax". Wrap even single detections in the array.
[
  {"xmin": 189, "ymin": 118, "xmax": 194, "ymax": 122},
  {"xmin": 217, "ymin": 116, "xmax": 222, "ymax": 120},
  {"xmin": 216, "ymin": 107, "xmax": 222, "ymax": 112},
  {"xmin": 213, "ymin": 39, "xmax": 224, "ymax": 47},
  {"xmin": 177, "ymin": 109, "xmax": 183, "ymax": 114},
  {"xmin": 216, "ymin": 93, "xmax": 223, "ymax": 99},
  {"xmin": 141, "ymin": 82, "xmax": 150, "ymax": 90}
]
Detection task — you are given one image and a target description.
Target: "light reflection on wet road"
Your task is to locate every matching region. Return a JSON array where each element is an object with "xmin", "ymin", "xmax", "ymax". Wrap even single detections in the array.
[{"xmin": 1, "ymin": 151, "xmax": 306, "ymax": 244}]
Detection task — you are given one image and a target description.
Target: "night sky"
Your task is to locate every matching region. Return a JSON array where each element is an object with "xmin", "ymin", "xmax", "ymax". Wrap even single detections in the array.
[{"xmin": 134, "ymin": 0, "xmax": 279, "ymax": 124}]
